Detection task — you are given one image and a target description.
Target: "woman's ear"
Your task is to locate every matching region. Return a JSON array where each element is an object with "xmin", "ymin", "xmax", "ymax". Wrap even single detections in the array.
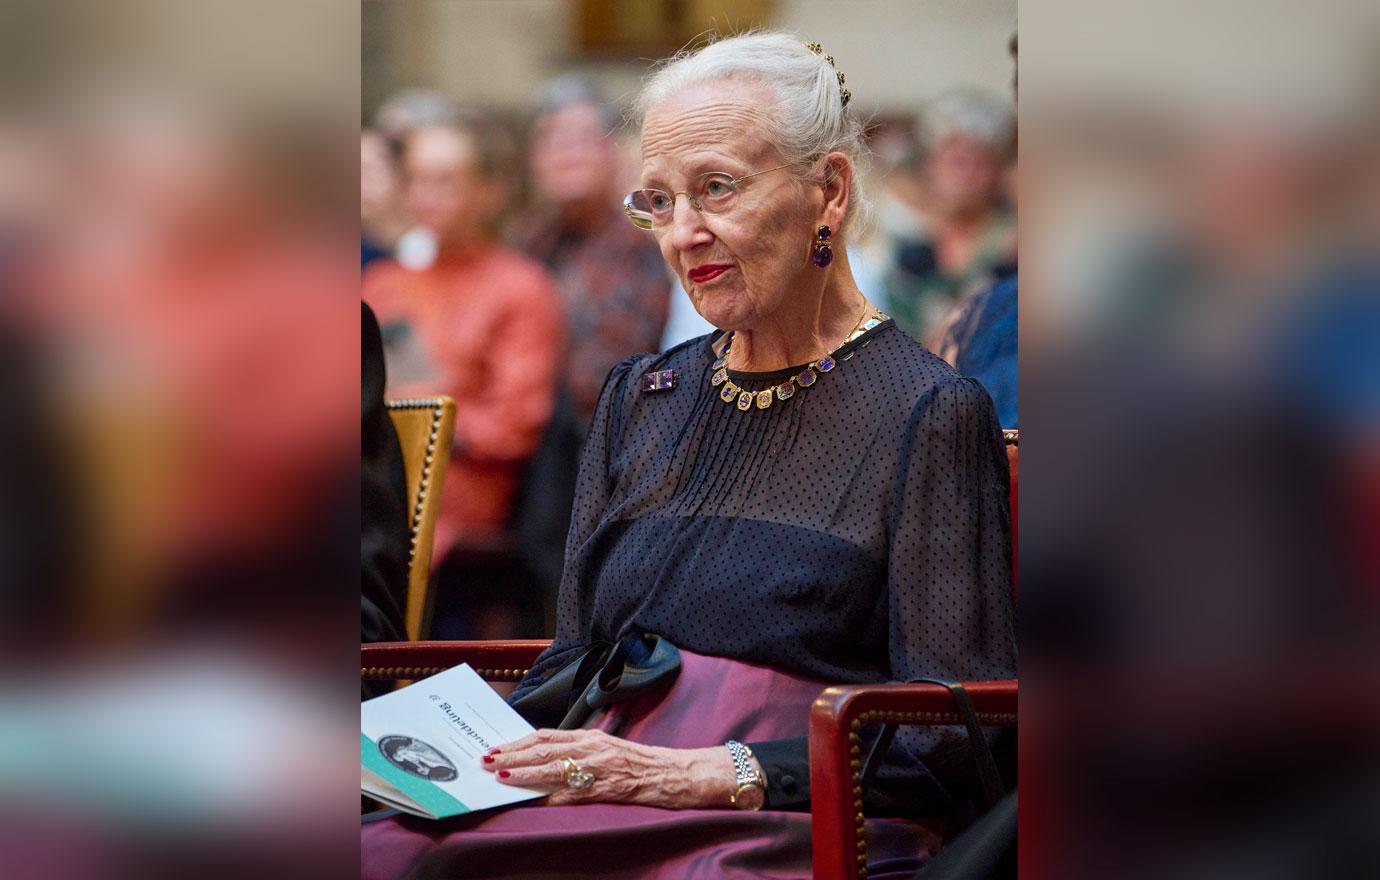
[{"xmin": 819, "ymin": 152, "xmax": 852, "ymax": 231}]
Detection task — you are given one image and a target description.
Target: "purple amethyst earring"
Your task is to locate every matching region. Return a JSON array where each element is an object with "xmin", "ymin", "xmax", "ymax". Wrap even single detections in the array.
[{"xmin": 811, "ymin": 225, "xmax": 833, "ymax": 268}]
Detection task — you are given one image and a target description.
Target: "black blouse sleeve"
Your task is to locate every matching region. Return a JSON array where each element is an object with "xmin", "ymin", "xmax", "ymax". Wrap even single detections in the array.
[
  {"xmin": 752, "ymin": 378, "xmax": 1015, "ymax": 814},
  {"xmin": 875, "ymin": 378, "xmax": 1016, "ymax": 812},
  {"xmin": 509, "ymin": 354, "xmax": 649, "ymax": 705},
  {"xmin": 748, "ymin": 736, "xmax": 811, "ymax": 810}
]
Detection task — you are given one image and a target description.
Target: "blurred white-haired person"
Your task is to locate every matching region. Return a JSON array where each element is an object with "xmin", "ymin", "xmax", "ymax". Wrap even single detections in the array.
[{"xmin": 882, "ymin": 87, "xmax": 1016, "ymax": 344}]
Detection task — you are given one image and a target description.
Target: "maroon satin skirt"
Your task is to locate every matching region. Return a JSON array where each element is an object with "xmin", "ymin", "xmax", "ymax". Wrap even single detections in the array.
[{"xmin": 361, "ymin": 649, "xmax": 940, "ymax": 879}]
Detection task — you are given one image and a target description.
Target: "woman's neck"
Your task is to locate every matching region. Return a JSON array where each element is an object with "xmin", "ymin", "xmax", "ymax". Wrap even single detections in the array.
[
  {"xmin": 434, "ymin": 232, "xmax": 494, "ymax": 264},
  {"xmin": 557, "ymin": 195, "xmax": 612, "ymax": 232},
  {"xmin": 727, "ymin": 248, "xmax": 868, "ymax": 373}
]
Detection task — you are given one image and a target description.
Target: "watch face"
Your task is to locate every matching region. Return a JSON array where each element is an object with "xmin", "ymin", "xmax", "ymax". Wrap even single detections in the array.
[{"xmin": 734, "ymin": 783, "xmax": 766, "ymax": 811}]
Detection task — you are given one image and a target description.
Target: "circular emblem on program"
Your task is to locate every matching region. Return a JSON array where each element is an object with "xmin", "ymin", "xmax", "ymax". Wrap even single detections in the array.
[{"xmin": 377, "ymin": 735, "xmax": 458, "ymax": 782}]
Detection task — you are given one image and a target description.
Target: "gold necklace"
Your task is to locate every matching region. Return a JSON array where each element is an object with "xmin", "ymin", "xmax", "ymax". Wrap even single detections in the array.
[{"xmin": 710, "ymin": 304, "xmax": 889, "ymax": 412}]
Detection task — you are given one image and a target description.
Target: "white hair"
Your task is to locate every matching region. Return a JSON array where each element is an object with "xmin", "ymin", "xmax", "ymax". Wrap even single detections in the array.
[
  {"xmin": 634, "ymin": 31, "xmax": 870, "ymax": 234},
  {"xmin": 920, "ymin": 87, "xmax": 1016, "ymax": 162}
]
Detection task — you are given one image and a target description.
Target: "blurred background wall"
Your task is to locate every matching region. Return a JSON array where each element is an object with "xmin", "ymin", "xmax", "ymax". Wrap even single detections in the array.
[{"xmin": 363, "ymin": 0, "xmax": 1017, "ymax": 121}]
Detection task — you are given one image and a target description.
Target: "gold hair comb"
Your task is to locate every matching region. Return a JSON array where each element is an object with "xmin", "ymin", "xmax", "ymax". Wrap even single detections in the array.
[{"xmin": 805, "ymin": 42, "xmax": 850, "ymax": 107}]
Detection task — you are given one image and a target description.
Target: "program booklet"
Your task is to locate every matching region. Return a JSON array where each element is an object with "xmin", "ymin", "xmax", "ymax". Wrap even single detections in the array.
[{"xmin": 361, "ymin": 663, "xmax": 546, "ymax": 818}]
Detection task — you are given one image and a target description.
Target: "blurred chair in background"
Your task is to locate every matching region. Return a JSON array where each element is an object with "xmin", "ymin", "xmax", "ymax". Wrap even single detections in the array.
[{"xmin": 384, "ymin": 396, "xmax": 455, "ymax": 641}]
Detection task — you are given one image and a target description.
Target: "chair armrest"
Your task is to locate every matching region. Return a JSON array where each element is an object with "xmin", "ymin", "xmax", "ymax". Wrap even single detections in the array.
[
  {"xmin": 809, "ymin": 680, "xmax": 1018, "ymax": 880},
  {"xmin": 361, "ymin": 640, "xmax": 552, "ymax": 683}
]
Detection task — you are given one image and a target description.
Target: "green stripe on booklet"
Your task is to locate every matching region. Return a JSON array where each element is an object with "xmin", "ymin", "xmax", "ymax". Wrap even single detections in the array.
[{"xmin": 362, "ymin": 733, "xmax": 469, "ymax": 818}]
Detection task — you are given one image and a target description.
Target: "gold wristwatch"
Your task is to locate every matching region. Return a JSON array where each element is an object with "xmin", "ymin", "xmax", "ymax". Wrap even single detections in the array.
[{"xmin": 725, "ymin": 740, "xmax": 766, "ymax": 811}]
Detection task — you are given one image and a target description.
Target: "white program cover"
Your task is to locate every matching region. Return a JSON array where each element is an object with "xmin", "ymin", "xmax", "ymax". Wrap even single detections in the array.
[{"xmin": 361, "ymin": 663, "xmax": 545, "ymax": 818}]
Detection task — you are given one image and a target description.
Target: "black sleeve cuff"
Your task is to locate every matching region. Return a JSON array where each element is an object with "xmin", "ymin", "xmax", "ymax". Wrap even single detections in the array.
[{"xmin": 747, "ymin": 736, "xmax": 811, "ymax": 811}]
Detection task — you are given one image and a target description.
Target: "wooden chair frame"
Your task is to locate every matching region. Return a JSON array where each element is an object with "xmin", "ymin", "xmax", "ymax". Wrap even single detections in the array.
[{"xmin": 385, "ymin": 397, "xmax": 456, "ymax": 641}]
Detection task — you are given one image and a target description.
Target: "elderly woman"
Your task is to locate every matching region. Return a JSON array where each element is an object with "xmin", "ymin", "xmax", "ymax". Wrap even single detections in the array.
[{"xmin": 363, "ymin": 32, "xmax": 1013, "ymax": 880}]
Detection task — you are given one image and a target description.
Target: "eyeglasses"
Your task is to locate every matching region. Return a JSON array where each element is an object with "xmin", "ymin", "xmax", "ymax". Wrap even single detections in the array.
[{"xmin": 623, "ymin": 163, "xmax": 794, "ymax": 230}]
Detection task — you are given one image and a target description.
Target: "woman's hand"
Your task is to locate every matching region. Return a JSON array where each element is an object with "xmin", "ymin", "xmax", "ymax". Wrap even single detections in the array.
[{"xmin": 480, "ymin": 728, "xmax": 739, "ymax": 809}]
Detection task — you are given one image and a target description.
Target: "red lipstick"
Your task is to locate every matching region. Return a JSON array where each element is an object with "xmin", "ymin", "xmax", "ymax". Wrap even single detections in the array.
[{"xmin": 687, "ymin": 264, "xmax": 732, "ymax": 284}]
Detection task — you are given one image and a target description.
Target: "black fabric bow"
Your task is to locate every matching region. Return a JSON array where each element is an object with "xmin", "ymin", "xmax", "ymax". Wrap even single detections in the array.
[{"xmin": 509, "ymin": 633, "xmax": 681, "ymax": 731}]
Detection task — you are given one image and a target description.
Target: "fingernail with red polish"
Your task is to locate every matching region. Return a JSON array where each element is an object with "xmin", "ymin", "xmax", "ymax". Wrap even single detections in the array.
[
  {"xmin": 482, "ymin": 755, "xmax": 495, "ymax": 764},
  {"xmin": 498, "ymin": 770, "xmax": 510, "ymax": 779},
  {"xmin": 487, "ymin": 748, "xmax": 501, "ymax": 755}
]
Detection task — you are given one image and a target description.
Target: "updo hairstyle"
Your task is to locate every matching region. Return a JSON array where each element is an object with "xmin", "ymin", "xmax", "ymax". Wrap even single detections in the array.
[{"xmin": 634, "ymin": 32, "xmax": 870, "ymax": 234}]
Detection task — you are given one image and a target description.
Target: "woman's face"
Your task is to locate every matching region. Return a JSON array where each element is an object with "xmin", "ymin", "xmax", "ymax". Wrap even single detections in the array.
[
  {"xmin": 926, "ymin": 132, "xmax": 1004, "ymax": 218},
  {"xmin": 640, "ymin": 80, "xmax": 821, "ymax": 331},
  {"xmin": 404, "ymin": 126, "xmax": 502, "ymax": 248},
  {"xmin": 530, "ymin": 101, "xmax": 616, "ymax": 208}
]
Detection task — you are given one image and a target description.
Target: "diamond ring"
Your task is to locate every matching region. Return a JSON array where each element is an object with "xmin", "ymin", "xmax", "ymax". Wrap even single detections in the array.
[{"xmin": 562, "ymin": 756, "xmax": 595, "ymax": 790}]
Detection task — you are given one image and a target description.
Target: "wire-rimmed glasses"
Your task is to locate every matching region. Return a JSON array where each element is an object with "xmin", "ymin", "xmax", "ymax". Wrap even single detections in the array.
[{"xmin": 623, "ymin": 163, "xmax": 794, "ymax": 230}]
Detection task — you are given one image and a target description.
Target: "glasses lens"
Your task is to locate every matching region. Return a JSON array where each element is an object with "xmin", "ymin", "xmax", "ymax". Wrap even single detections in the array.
[
  {"xmin": 623, "ymin": 191, "xmax": 655, "ymax": 230},
  {"xmin": 698, "ymin": 174, "xmax": 738, "ymax": 212}
]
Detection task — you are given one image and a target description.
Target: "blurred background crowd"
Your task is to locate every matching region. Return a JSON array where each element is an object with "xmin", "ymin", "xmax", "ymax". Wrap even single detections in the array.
[{"xmin": 360, "ymin": 0, "xmax": 1018, "ymax": 642}]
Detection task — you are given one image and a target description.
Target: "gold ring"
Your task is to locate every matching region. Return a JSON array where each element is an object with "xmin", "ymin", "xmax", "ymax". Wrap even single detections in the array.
[{"xmin": 562, "ymin": 756, "xmax": 595, "ymax": 790}]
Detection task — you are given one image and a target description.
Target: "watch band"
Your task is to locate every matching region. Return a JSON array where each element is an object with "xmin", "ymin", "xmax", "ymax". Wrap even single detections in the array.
[{"xmin": 724, "ymin": 740, "xmax": 765, "ymax": 809}]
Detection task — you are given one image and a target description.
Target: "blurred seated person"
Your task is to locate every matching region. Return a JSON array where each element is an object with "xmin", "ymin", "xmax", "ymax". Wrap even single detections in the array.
[
  {"xmin": 931, "ymin": 36, "xmax": 1019, "ymax": 429},
  {"xmin": 361, "ymin": 301, "xmax": 409, "ymax": 648},
  {"xmin": 363, "ymin": 114, "xmax": 564, "ymax": 634},
  {"xmin": 881, "ymin": 87, "xmax": 1015, "ymax": 344},
  {"xmin": 512, "ymin": 75, "xmax": 670, "ymax": 426},
  {"xmin": 362, "ymin": 302, "xmax": 409, "ymax": 696},
  {"xmin": 935, "ymin": 274, "xmax": 1018, "ymax": 428},
  {"xmin": 363, "ymin": 33, "xmax": 1013, "ymax": 879},
  {"xmin": 361, "ymin": 130, "xmax": 411, "ymax": 268},
  {"xmin": 373, "ymin": 88, "xmax": 461, "ymax": 148},
  {"xmin": 507, "ymin": 77, "xmax": 672, "ymax": 617},
  {"xmin": 369, "ymin": 89, "xmax": 467, "ymax": 272}
]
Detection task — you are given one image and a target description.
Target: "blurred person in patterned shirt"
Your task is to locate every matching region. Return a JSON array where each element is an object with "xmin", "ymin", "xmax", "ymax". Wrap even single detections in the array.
[{"xmin": 512, "ymin": 75, "xmax": 670, "ymax": 427}]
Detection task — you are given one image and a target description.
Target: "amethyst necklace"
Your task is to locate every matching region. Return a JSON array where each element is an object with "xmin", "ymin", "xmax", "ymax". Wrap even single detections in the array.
[{"xmin": 710, "ymin": 304, "xmax": 888, "ymax": 412}]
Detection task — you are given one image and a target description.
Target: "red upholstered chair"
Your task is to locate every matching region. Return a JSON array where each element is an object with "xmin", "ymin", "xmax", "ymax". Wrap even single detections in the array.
[
  {"xmin": 360, "ymin": 431, "xmax": 1019, "ymax": 879},
  {"xmin": 1005, "ymin": 428, "xmax": 1017, "ymax": 592}
]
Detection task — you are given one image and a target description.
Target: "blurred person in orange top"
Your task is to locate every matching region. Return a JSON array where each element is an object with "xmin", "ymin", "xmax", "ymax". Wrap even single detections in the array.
[
  {"xmin": 363, "ymin": 113, "xmax": 564, "ymax": 567},
  {"xmin": 367, "ymin": 89, "xmax": 463, "ymax": 272}
]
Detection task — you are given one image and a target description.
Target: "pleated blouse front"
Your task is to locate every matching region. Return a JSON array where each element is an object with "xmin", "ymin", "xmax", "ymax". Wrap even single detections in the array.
[{"xmin": 516, "ymin": 318, "xmax": 1014, "ymax": 689}]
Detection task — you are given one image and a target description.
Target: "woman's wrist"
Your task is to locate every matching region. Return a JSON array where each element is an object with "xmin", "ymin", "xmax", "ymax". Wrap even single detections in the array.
[
  {"xmin": 681, "ymin": 746, "xmax": 738, "ymax": 807},
  {"xmin": 678, "ymin": 745, "xmax": 769, "ymax": 809}
]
